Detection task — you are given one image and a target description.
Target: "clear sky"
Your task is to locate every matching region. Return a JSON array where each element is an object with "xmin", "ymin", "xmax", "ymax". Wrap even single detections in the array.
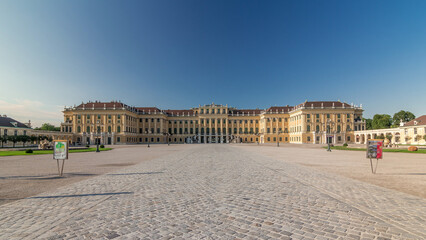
[{"xmin": 1, "ymin": 0, "xmax": 425, "ymax": 127}]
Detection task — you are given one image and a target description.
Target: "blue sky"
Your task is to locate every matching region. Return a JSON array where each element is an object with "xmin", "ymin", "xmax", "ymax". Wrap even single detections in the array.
[{"xmin": 1, "ymin": 0, "xmax": 425, "ymax": 127}]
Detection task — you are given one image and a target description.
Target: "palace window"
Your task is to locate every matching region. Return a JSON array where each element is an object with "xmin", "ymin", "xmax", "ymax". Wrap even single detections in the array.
[
  {"xmin": 307, "ymin": 114, "xmax": 310, "ymax": 119},
  {"xmin": 157, "ymin": 119, "xmax": 160, "ymax": 122},
  {"xmin": 307, "ymin": 137, "xmax": 311, "ymax": 142},
  {"xmin": 250, "ymin": 128, "xmax": 253, "ymax": 134},
  {"xmin": 179, "ymin": 128, "xmax": 182, "ymax": 134},
  {"xmin": 327, "ymin": 114, "xmax": 330, "ymax": 118},
  {"xmin": 307, "ymin": 125, "xmax": 311, "ymax": 132},
  {"xmin": 190, "ymin": 128, "xmax": 193, "ymax": 134},
  {"xmin": 273, "ymin": 128, "xmax": 276, "ymax": 133},
  {"xmin": 414, "ymin": 128, "xmax": 417, "ymax": 134},
  {"xmin": 98, "ymin": 115, "xmax": 101, "ymax": 119},
  {"xmin": 77, "ymin": 126, "xmax": 81, "ymax": 133},
  {"xmin": 267, "ymin": 137, "xmax": 270, "ymax": 141},
  {"xmin": 273, "ymin": 137, "xmax": 276, "ymax": 141},
  {"xmin": 201, "ymin": 109, "xmax": 204, "ymax": 114},
  {"xmin": 86, "ymin": 126, "xmax": 90, "ymax": 133},
  {"xmin": 245, "ymin": 120, "xmax": 248, "ymax": 124},
  {"xmin": 206, "ymin": 109, "xmax": 209, "ymax": 114},
  {"xmin": 157, "ymin": 128, "xmax": 160, "ymax": 134},
  {"xmin": 145, "ymin": 119, "xmax": 148, "ymax": 122},
  {"xmin": 108, "ymin": 126, "xmax": 112, "ymax": 133},
  {"xmin": 256, "ymin": 128, "xmax": 259, "ymax": 133},
  {"xmin": 347, "ymin": 136, "xmax": 351, "ymax": 141},
  {"xmin": 77, "ymin": 115, "xmax": 81, "ymax": 119},
  {"xmin": 117, "ymin": 126, "xmax": 121, "ymax": 133},
  {"xmin": 267, "ymin": 128, "xmax": 270, "ymax": 133},
  {"xmin": 316, "ymin": 125, "xmax": 320, "ymax": 132},
  {"xmin": 117, "ymin": 115, "xmax": 121, "ymax": 119}
]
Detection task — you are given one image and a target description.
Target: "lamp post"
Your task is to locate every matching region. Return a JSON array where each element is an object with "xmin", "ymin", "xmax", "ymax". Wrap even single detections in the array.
[
  {"xmin": 96, "ymin": 129, "xmax": 100, "ymax": 152},
  {"xmin": 326, "ymin": 119, "xmax": 334, "ymax": 152},
  {"xmin": 164, "ymin": 132, "xmax": 171, "ymax": 146},
  {"xmin": 145, "ymin": 130, "xmax": 150, "ymax": 148},
  {"xmin": 276, "ymin": 130, "xmax": 283, "ymax": 147}
]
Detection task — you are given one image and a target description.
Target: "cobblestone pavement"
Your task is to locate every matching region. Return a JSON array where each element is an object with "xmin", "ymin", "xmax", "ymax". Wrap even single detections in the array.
[{"xmin": 1, "ymin": 145, "xmax": 425, "ymax": 239}]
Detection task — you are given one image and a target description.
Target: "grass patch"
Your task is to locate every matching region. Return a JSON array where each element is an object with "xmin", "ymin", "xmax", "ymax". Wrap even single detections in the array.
[
  {"xmin": 323, "ymin": 146, "xmax": 426, "ymax": 154},
  {"xmin": 0, "ymin": 148, "xmax": 112, "ymax": 157}
]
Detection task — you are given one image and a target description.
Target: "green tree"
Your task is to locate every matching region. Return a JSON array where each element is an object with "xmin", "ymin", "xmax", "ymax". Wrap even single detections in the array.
[
  {"xmin": 21, "ymin": 135, "xmax": 31, "ymax": 147},
  {"xmin": 30, "ymin": 135, "xmax": 37, "ymax": 145},
  {"xmin": 372, "ymin": 114, "xmax": 392, "ymax": 129},
  {"xmin": 35, "ymin": 123, "xmax": 60, "ymax": 131},
  {"xmin": 7, "ymin": 136, "xmax": 18, "ymax": 148},
  {"xmin": 392, "ymin": 110, "xmax": 415, "ymax": 127},
  {"xmin": 0, "ymin": 136, "xmax": 4, "ymax": 148},
  {"xmin": 423, "ymin": 135, "xmax": 426, "ymax": 141},
  {"xmin": 363, "ymin": 118, "xmax": 373, "ymax": 130}
]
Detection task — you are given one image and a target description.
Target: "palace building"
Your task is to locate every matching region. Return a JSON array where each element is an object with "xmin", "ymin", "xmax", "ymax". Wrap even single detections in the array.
[{"xmin": 61, "ymin": 100, "xmax": 365, "ymax": 145}]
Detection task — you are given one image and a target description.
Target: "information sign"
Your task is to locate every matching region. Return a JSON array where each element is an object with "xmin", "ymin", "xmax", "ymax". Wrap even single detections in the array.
[
  {"xmin": 366, "ymin": 139, "xmax": 384, "ymax": 174},
  {"xmin": 53, "ymin": 140, "xmax": 69, "ymax": 160},
  {"xmin": 367, "ymin": 139, "xmax": 383, "ymax": 159},
  {"xmin": 53, "ymin": 140, "xmax": 69, "ymax": 176}
]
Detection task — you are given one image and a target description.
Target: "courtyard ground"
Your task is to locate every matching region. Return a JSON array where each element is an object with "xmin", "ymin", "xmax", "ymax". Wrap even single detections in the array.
[{"xmin": 0, "ymin": 144, "xmax": 425, "ymax": 239}]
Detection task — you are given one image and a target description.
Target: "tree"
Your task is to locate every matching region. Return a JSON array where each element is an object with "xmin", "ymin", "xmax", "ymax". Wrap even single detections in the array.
[
  {"xmin": 386, "ymin": 134, "xmax": 393, "ymax": 142},
  {"xmin": 392, "ymin": 110, "xmax": 415, "ymax": 127},
  {"xmin": 0, "ymin": 136, "xmax": 3, "ymax": 148},
  {"xmin": 35, "ymin": 123, "xmax": 60, "ymax": 131},
  {"xmin": 415, "ymin": 135, "xmax": 422, "ymax": 142},
  {"xmin": 30, "ymin": 135, "xmax": 37, "ymax": 145},
  {"xmin": 363, "ymin": 118, "xmax": 373, "ymax": 130},
  {"xmin": 371, "ymin": 114, "xmax": 392, "ymax": 129},
  {"xmin": 423, "ymin": 135, "xmax": 426, "ymax": 141},
  {"xmin": 21, "ymin": 135, "xmax": 31, "ymax": 147},
  {"xmin": 7, "ymin": 136, "xmax": 18, "ymax": 148}
]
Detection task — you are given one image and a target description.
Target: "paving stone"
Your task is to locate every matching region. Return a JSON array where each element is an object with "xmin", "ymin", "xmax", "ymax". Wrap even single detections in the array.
[{"xmin": 0, "ymin": 145, "xmax": 425, "ymax": 239}]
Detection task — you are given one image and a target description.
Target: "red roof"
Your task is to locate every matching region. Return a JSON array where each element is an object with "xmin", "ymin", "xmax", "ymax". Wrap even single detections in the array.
[
  {"xmin": 266, "ymin": 106, "xmax": 294, "ymax": 113},
  {"xmin": 404, "ymin": 115, "xmax": 426, "ymax": 127},
  {"xmin": 136, "ymin": 107, "xmax": 161, "ymax": 113},
  {"xmin": 164, "ymin": 109, "xmax": 194, "ymax": 116},
  {"xmin": 75, "ymin": 101, "xmax": 125, "ymax": 109},
  {"xmin": 295, "ymin": 101, "xmax": 351, "ymax": 109},
  {"xmin": 231, "ymin": 109, "xmax": 262, "ymax": 115}
]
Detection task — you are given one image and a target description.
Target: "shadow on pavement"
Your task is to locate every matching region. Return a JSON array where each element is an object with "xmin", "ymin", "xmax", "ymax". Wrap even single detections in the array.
[
  {"xmin": 27, "ymin": 192, "xmax": 134, "ymax": 199},
  {"xmin": 0, "ymin": 173, "xmax": 98, "ymax": 180},
  {"xmin": 107, "ymin": 172, "xmax": 163, "ymax": 176}
]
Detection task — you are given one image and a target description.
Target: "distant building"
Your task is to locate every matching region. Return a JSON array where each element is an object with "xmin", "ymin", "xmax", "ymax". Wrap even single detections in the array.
[
  {"xmin": 354, "ymin": 115, "xmax": 426, "ymax": 145},
  {"xmin": 61, "ymin": 100, "xmax": 365, "ymax": 145},
  {"xmin": 0, "ymin": 115, "xmax": 73, "ymax": 148},
  {"xmin": 0, "ymin": 115, "xmax": 31, "ymax": 138}
]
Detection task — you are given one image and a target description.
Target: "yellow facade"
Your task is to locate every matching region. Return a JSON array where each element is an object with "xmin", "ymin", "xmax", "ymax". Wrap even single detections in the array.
[{"xmin": 61, "ymin": 101, "xmax": 365, "ymax": 145}]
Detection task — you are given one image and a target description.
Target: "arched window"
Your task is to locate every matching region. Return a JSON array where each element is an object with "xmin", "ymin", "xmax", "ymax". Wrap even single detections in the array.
[
  {"xmin": 117, "ymin": 126, "xmax": 121, "ymax": 133},
  {"xmin": 108, "ymin": 126, "xmax": 112, "ymax": 133},
  {"xmin": 337, "ymin": 125, "xmax": 341, "ymax": 133},
  {"xmin": 307, "ymin": 125, "xmax": 311, "ymax": 132},
  {"xmin": 86, "ymin": 126, "xmax": 90, "ymax": 133}
]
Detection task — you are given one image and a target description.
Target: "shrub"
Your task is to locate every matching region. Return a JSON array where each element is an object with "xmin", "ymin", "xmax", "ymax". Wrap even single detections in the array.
[
  {"xmin": 343, "ymin": 143, "xmax": 348, "ymax": 147},
  {"xmin": 100, "ymin": 145, "xmax": 105, "ymax": 148},
  {"xmin": 85, "ymin": 145, "xmax": 89, "ymax": 148},
  {"xmin": 25, "ymin": 149, "xmax": 33, "ymax": 153}
]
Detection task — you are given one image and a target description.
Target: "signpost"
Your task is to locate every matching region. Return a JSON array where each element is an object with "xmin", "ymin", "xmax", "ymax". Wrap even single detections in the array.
[
  {"xmin": 53, "ymin": 140, "xmax": 69, "ymax": 176},
  {"xmin": 366, "ymin": 139, "xmax": 383, "ymax": 174}
]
